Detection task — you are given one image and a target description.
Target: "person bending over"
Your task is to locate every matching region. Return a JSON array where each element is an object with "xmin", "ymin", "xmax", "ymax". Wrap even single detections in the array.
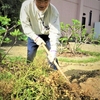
[{"xmin": 20, "ymin": 0, "xmax": 61, "ymax": 69}]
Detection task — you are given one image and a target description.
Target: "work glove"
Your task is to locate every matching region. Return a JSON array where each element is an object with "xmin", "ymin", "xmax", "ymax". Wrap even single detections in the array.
[
  {"xmin": 48, "ymin": 50, "xmax": 57, "ymax": 63},
  {"xmin": 35, "ymin": 36, "xmax": 46, "ymax": 46}
]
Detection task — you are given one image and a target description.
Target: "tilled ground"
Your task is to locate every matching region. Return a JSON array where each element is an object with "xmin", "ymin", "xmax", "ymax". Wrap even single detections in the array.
[{"xmin": 64, "ymin": 68, "xmax": 100, "ymax": 99}]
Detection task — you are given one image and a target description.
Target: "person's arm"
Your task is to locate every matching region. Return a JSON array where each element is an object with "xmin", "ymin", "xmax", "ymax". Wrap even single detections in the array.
[
  {"xmin": 20, "ymin": 2, "xmax": 45, "ymax": 45},
  {"xmin": 48, "ymin": 11, "xmax": 61, "ymax": 62},
  {"xmin": 49, "ymin": 14, "xmax": 61, "ymax": 49},
  {"xmin": 20, "ymin": 3, "xmax": 38, "ymax": 41}
]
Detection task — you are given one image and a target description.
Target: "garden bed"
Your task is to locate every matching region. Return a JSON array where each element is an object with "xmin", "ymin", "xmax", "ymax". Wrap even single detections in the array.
[{"xmin": 0, "ymin": 43, "xmax": 100, "ymax": 100}]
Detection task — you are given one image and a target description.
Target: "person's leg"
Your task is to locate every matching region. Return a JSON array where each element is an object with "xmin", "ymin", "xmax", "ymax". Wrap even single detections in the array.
[{"xmin": 27, "ymin": 37, "xmax": 38, "ymax": 63}]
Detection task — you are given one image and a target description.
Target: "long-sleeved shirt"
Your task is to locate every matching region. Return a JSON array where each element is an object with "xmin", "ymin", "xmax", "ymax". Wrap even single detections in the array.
[{"xmin": 20, "ymin": 0, "xmax": 61, "ymax": 50}]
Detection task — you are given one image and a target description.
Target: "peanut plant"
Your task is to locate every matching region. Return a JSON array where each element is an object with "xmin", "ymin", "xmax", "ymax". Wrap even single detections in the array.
[{"xmin": 0, "ymin": 16, "xmax": 27, "ymax": 63}]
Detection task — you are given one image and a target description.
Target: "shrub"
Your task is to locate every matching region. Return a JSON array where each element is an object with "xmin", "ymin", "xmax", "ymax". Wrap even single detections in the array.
[
  {"xmin": 59, "ymin": 19, "xmax": 98, "ymax": 55},
  {"xmin": 0, "ymin": 16, "xmax": 27, "ymax": 62}
]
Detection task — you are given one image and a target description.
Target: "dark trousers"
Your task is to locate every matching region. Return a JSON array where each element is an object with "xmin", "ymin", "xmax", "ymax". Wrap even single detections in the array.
[{"xmin": 27, "ymin": 35, "xmax": 58, "ymax": 70}]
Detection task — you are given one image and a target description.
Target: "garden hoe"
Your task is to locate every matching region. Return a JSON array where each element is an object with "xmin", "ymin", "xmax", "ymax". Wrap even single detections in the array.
[{"xmin": 42, "ymin": 43, "xmax": 70, "ymax": 83}]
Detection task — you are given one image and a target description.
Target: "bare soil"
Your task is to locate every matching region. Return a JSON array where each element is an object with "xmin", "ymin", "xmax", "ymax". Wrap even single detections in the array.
[
  {"xmin": 59, "ymin": 43, "xmax": 100, "ymax": 99},
  {"xmin": 1, "ymin": 43, "xmax": 100, "ymax": 99}
]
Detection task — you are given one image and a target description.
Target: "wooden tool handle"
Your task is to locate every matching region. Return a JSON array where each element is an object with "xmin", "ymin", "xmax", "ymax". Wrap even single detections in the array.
[{"xmin": 42, "ymin": 44, "xmax": 69, "ymax": 81}]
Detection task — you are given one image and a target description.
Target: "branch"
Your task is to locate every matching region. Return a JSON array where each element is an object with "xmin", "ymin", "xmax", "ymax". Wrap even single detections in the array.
[{"xmin": 1, "ymin": 37, "xmax": 17, "ymax": 61}]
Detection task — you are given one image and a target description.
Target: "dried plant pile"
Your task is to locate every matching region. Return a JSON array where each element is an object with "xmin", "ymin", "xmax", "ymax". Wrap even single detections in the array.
[{"xmin": 0, "ymin": 58, "xmax": 97, "ymax": 100}]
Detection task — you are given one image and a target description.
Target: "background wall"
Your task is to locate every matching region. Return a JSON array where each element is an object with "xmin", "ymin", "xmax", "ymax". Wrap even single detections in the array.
[{"xmin": 51, "ymin": 0, "xmax": 100, "ymax": 33}]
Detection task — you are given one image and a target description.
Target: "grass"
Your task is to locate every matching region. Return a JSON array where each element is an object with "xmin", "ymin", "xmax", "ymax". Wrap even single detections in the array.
[
  {"xmin": 58, "ymin": 56, "xmax": 100, "ymax": 63},
  {"xmin": 37, "ymin": 47, "xmax": 100, "ymax": 64},
  {"xmin": 37, "ymin": 46, "xmax": 100, "ymax": 63},
  {"xmin": 0, "ymin": 71, "xmax": 13, "ymax": 81},
  {"xmin": 58, "ymin": 50, "xmax": 100, "ymax": 63}
]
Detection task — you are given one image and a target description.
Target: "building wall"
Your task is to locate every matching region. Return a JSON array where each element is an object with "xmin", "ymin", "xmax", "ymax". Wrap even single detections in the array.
[
  {"xmin": 51, "ymin": 0, "xmax": 100, "ymax": 33},
  {"xmin": 83, "ymin": 0, "xmax": 100, "ymax": 32},
  {"xmin": 51, "ymin": 0, "xmax": 78, "ymax": 24}
]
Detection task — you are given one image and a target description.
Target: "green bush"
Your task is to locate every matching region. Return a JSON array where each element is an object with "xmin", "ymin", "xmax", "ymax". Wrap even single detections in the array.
[
  {"xmin": 0, "ymin": 16, "xmax": 27, "ymax": 62},
  {"xmin": 59, "ymin": 19, "xmax": 99, "ymax": 54}
]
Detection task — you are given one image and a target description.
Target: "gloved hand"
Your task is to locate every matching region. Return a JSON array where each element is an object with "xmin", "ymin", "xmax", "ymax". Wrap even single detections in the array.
[
  {"xmin": 35, "ymin": 36, "xmax": 46, "ymax": 46},
  {"xmin": 48, "ymin": 50, "xmax": 57, "ymax": 63}
]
